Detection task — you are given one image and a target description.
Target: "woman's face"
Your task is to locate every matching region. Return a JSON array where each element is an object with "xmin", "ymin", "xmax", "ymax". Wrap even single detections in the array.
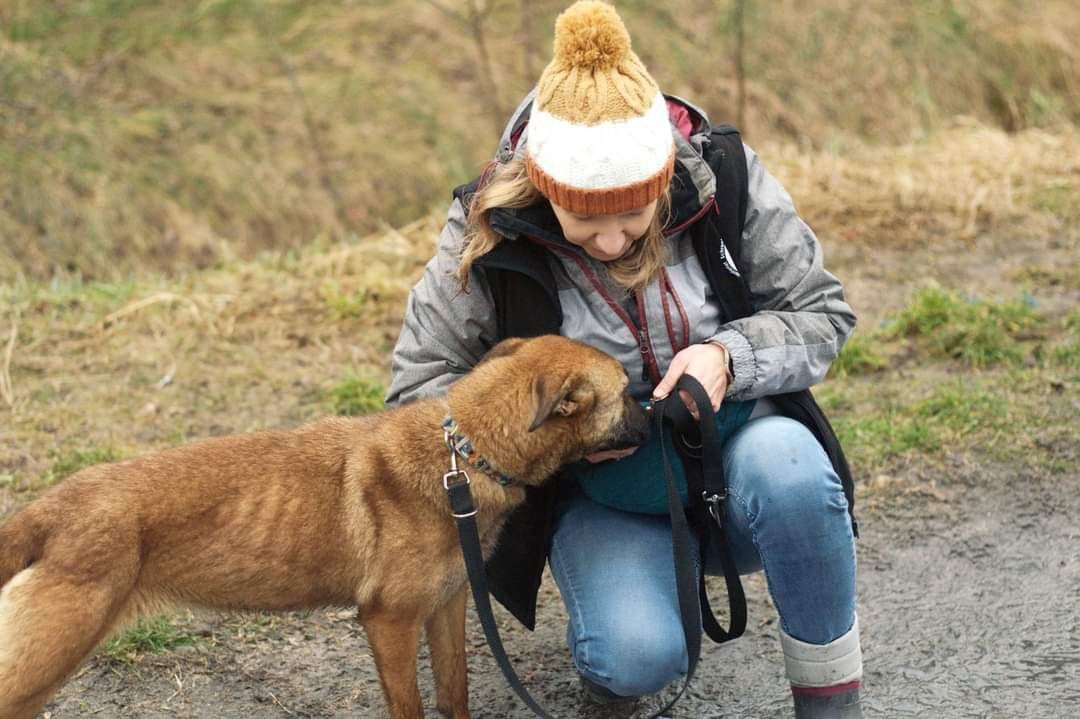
[{"xmin": 550, "ymin": 200, "xmax": 658, "ymax": 262}]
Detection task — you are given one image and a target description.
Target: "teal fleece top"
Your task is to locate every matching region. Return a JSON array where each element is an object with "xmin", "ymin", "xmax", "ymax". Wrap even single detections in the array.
[{"xmin": 570, "ymin": 399, "xmax": 756, "ymax": 514}]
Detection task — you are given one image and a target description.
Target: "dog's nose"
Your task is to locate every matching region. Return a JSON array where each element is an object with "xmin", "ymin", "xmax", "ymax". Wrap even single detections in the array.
[{"xmin": 630, "ymin": 400, "xmax": 652, "ymax": 443}]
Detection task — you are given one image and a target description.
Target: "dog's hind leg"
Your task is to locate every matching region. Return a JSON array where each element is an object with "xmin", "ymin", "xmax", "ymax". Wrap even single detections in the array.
[
  {"xmin": 363, "ymin": 611, "xmax": 425, "ymax": 719},
  {"xmin": 0, "ymin": 529, "xmax": 139, "ymax": 719},
  {"xmin": 426, "ymin": 587, "xmax": 470, "ymax": 719}
]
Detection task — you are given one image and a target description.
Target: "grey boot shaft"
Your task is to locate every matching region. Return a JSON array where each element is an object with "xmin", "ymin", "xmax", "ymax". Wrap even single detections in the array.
[{"xmin": 793, "ymin": 687, "xmax": 864, "ymax": 719}]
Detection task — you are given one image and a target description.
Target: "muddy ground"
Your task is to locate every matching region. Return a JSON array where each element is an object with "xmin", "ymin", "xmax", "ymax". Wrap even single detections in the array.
[{"xmin": 27, "ymin": 227, "xmax": 1080, "ymax": 718}]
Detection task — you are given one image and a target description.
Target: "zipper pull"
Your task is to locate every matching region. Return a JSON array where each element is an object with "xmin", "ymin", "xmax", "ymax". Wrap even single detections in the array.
[{"xmin": 638, "ymin": 329, "xmax": 651, "ymax": 382}]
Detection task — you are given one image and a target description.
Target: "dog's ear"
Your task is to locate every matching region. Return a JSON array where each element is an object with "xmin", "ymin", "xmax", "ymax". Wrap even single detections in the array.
[{"xmin": 528, "ymin": 373, "xmax": 578, "ymax": 432}]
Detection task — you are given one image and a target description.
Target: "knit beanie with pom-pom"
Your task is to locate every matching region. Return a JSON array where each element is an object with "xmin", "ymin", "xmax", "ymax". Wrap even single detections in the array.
[{"xmin": 525, "ymin": 1, "xmax": 674, "ymax": 216}]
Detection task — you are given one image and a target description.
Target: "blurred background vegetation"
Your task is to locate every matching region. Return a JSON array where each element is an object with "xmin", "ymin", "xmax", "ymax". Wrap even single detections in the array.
[{"xmin": 1, "ymin": 0, "xmax": 1078, "ymax": 281}]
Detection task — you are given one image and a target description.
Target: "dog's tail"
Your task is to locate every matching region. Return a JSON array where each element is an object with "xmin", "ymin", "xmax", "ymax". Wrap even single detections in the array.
[{"xmin": 0, "ymin": 509, "xmax": 43, "ymax": 589}]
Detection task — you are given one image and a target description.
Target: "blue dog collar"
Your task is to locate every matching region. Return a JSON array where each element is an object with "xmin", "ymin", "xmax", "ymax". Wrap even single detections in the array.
[{"xmin": 441, "ymin": 416, "xmax": 514, "ymax": 486}]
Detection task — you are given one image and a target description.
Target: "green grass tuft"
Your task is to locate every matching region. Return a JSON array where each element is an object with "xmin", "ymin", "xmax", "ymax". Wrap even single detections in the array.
[
  {"xmin": 44, "ymin": 446, "xmax": 121, "ymax": 486},
  {"xmin": 1030, "ymin": 181, "xmax": 1080, "ymax": 222},
  {"xmin": 1051, "ymin": 311, "xmax": 1080, "ymax": 369},
  {"xmin": 101, "ymin": 616, "xmax": 197, "ymax": 664},
  {"xmin": 887, "ymin": 287, "xmax": 1042, "ymax": 367},
  {"xmin": 830, "ymin": 332, "xmax": 888, "ymax": 377},
  {"xmin": 320, "ymin": 280, "xmax": 371, "ymax": 320},
  {"xmin": 830, "ymin": 381, "xmax": 1009, "ymax": 469},
  {"xmin": 327, "ymin": 375, "xmax": 385, "ymax": 416}
]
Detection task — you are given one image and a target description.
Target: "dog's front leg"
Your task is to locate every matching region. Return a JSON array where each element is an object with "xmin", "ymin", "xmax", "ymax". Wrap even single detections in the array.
[
  {"xmin": 426, "ymin": 586, "xmax": 470, "ymax": 719},
  {"xmin": 363, "ymin": 611, "xmax": 425, "ymax": 718}
]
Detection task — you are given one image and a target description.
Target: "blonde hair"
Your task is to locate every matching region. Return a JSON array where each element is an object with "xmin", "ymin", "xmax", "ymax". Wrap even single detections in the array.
[{"xmin": 459, "ymin": 155, "xmax": 672, "ymax": 292}]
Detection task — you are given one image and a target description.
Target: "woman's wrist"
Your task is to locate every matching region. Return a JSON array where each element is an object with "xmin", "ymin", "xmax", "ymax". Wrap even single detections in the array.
[{"xmin": 706, "ymin": 340, "xmax": 734, "ymax": 387}]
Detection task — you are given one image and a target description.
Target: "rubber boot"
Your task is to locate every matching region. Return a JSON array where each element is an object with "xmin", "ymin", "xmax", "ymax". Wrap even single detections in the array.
[
  {"xmin": 781, "ymin": 615, "xmax": 864, "ymax": 719},
  {"xmin": 792, "ymin": 681, "xmax": 864, "ymax": 718}
]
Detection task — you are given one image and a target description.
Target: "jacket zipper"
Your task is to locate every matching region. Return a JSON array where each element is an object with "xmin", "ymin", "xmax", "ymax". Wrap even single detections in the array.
[
  {"xmin": 664, "ymin": 195, "xmax": 717, "ymax": 237},
  {"xmin": 637, "ymin": 328, "xmax": 654, "ymax": 383},
  {"xmin": 527, "ymin": 236, "xmax": 663, "ymax": 386}
]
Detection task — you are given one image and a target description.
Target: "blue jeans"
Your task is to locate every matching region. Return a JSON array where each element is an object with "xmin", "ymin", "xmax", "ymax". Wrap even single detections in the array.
[{"xmin": 549, "ymin": 415, "xmax": 857, "ymax": 698}]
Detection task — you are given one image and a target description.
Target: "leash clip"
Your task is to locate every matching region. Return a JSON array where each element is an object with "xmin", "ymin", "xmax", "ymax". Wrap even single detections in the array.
[
  {"xmin": 443, "ymin": 430, "xmax": 473, "ymax": 490},
  {"xmin": 703, "ymin": 491, "xmax": 725, "ymax": 528},
  {"xmin": 444, "ymin": 430, "xmax": 476, "ymax": 518},
  {"xmin": 443, "ymin": 468, "xmax": 471, "ymax": 490}
]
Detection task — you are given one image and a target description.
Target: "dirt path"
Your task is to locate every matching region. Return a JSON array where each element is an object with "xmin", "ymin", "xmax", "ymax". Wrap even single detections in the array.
[{"xmin": 42, "ymin": 456, "xmax": 1078, "ymax": 718}]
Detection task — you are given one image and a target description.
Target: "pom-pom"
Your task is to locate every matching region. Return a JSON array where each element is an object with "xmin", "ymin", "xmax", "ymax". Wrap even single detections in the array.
[{"xmin": 552, "ymin": 1, "xmax": 631, "ymax": 71}]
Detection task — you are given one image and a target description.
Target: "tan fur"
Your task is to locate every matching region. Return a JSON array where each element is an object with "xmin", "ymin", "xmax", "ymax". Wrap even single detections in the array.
[{"xmin": 0, "ymin": 336, "xmax": 648, "ymax": 719}]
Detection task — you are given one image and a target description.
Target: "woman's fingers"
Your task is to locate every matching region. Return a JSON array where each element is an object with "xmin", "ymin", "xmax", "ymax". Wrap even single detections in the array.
[
  {"xmin": 653, "ymin": 344, "xmax": 730, "ymax": 415},
  {"xmin": 678, "ymin": 388, "xmax": 700, "ymax": 421},
  {"xmin": 652, "ymin": 351, "xmax": 689, "ymax": 401}
]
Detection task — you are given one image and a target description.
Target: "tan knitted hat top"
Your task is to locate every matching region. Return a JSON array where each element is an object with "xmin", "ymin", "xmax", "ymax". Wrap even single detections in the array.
[{"xmin": 525, "ymin": 1, "xmax": 675, "ymax": 215}]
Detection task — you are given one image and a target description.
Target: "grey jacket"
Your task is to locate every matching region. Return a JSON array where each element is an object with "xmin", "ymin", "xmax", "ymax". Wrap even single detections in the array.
[{"xmin": 386, "ymin": 96, "xmax": 855, "ymax": 407}]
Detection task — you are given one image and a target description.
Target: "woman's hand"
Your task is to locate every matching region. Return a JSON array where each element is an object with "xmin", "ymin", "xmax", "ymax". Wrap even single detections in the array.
[{"xmin": 651, "ymin": 342, "xmax": 731, "ymax": 420}]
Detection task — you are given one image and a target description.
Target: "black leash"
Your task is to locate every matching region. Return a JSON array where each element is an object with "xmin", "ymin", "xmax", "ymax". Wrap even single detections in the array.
[
  {"xmin": 663, "ymin": 379, "xmax": 747, "ymax": 644},
  {"xmin": 444, "ymin": 375, "xmax": 746, "ymax": 717}
]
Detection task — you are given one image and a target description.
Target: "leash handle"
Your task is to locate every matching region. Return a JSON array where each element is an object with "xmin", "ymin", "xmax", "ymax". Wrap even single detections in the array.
[{"xmin": 664, "ymin": 376, "xmax": 748, "ymax": 644}]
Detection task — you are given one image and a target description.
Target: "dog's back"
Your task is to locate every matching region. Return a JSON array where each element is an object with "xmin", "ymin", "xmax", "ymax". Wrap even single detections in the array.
[{"xmin": 0, "ymin": 415, "xmax": 375, "ymax": 719}]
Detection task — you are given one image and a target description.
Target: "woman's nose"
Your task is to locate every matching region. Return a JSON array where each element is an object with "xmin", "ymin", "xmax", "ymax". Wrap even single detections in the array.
[{"xmin": 593, "ymin": 230, "xmax": 626, "ymax": 256}]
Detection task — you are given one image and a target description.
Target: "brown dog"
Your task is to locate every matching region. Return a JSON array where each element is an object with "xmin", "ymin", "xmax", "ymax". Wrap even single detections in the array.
[{"xmin": 0, "ymin": 335, "xmax": 648, "ymax": 719}]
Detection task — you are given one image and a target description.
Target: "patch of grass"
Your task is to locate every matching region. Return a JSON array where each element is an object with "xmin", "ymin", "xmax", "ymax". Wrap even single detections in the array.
[
  {"xmin": 43, "ymin": 446, "xmax": 121, "ymax": 486},
  {"xmin": 101, "ymin": 616, "xmax": 197, "ymax": 664},
  {"xmin": 1030, "ymin": 181, "xmax": 1080, "ymax": 222},
  {"xmin": 913, "ymin": 383, "xmax": 1009, "ymax": 441},
  {"xmin": 2, "ymin": 277, "xmax": 138, "ymax": 317},
  {"xmin": 1012, "ymin": 259, "xmax": 1080, "ymax": 291},
  {"xmin": 1051, "ymin": 310, "xmax": 1080, "ymax": 369},
  {"xmin": 814, "ymin": 384, "xmax": 852, "ymax": 413},
  {"xmin": 829, "ymin": 332, "xmax": 888, "ymax": 378},
  {"xmin": 887, "ymin": 287, "xmax": 1043, "ymax": 367},
  {"xmin": 320, "ymin": 280, "xmax": 371, "ymax": 320},
  {"xmin": 327, "ymin": 375, "xmax": 384, "ymax": 416},
  {"xmin": 831, "ymin": 381, "xmax": 1009, "ymax": 469}
]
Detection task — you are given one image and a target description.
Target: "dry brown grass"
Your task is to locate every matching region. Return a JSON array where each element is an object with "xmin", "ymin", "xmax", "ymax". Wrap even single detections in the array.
[
  {"xmin": 766, "ymin": 121, "xmax": 1080, "ymax": 247},
  {"xmin": 2, "ymin": 0, "xmax": 1078, "ymax": 282},
  {"xmin": 0, "ymin": 212, "xmax": 439, "ymax": 509}
]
